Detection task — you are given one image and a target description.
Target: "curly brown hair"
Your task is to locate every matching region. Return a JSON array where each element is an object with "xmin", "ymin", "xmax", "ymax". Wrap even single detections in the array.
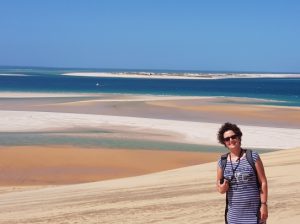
[{"xmin": 217, "ymin": 122, "xmax": 243, "ymax": 146}]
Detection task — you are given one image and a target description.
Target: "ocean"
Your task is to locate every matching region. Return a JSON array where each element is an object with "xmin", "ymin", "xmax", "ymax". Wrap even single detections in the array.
[{"xmin": 0, "ymin": 67, "xmax": 300, "ymax": 107}]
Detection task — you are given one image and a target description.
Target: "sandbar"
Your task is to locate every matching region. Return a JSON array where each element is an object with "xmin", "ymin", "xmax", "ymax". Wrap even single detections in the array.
[
  {"xmin": 1, "ymin": 110, "xmax": 299, "ymax": 149},
  {"xmin": 0, "ymin": 94, "xmax": 299, "ymax": 129},
  {"xmin": 61, "ymin": 72, "xmax": 300, "ymax": 79}
]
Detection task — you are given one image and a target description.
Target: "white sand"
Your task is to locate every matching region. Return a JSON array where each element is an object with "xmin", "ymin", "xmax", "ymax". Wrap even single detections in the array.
[
  {"xmin": 1, "ymin": 110, "xmax": 299, "ymax": 149},
  {"xmin": 62, "ymin": 72, "xmax": 210, "ymax": 79},
  {"xmin": 62, "ymin": 72, "xmax": 300, "ymax": 79},
  {"xmin": 0, "ymin": 148, "xmax": 299, "ymax": 223}
]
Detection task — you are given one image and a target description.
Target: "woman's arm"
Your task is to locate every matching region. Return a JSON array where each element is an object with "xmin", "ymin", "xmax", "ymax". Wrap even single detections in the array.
[
  {"xmin": 255, "ymin": 158, "xmax": 268, "ymax": 222},
  {"xmin": 216, "ymin": 165, "xmax": 229, "ymax": 194}
]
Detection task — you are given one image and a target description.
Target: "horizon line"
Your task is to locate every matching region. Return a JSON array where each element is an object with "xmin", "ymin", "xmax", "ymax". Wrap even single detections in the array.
[{"xmin": 0, "ymin": 64, "xmax": 299, "ymax": 74}]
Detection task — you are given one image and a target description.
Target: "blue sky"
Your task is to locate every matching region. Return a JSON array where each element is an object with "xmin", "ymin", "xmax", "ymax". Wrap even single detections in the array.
[{"xmin": 0, "ymin": 0, "xmax": 299, "ymax": 72}]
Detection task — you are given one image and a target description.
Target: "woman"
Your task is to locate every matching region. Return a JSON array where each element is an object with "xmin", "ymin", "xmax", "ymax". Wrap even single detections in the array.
[{"xmin": 216, "ymin": 122, "xmax": 268, "ymax": 224}]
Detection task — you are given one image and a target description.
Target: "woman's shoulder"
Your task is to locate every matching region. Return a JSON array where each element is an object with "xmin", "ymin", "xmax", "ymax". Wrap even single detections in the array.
[
  {"xmin": 245, "ymin": 149, "xmax": 260, "ymax": 163},
  {"xmin": 217, "ymin": 152, "xmax": 229, "ymax": 167}
]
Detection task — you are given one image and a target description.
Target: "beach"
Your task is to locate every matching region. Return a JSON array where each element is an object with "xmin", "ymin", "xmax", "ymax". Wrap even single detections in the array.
[
  {"xmin": 2, "ymin": 0, "xmax": 300, "ymax": 222},
  {"xmin": 1, "ymin": 0, "xmax": 300, "ymax": 221},
  {"xmin": 0, "ymin": 92, "xmax": 300, "ymax": 223}
]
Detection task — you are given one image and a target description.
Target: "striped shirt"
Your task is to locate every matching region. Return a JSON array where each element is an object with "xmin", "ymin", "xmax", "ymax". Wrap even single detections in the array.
[{"xmin": 218, "ymin": 151, "xmax": 261, "ymax": 224}]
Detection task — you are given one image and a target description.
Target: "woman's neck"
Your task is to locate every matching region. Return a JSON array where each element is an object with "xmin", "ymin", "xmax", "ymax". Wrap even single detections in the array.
[{"xmin": 230, "ymin": 147, "xmax": 242, "ymax": 158}]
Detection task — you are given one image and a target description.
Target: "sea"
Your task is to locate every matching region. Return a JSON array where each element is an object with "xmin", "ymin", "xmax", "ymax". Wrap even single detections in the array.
[{"xmin": 0, "ymin": 66, "xmax": 300, "ymax": 107}]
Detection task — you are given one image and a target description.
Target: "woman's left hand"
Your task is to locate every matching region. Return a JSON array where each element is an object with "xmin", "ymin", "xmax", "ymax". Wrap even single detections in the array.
[{"xmin": 260, "ymin": 204, "xmax": 268, "ymax": 222}]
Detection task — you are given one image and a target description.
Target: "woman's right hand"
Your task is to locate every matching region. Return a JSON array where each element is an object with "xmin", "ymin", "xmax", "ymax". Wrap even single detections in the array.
[{"xmin": 218, "ymin": 179, "xmax": 229, "ymax": 194}]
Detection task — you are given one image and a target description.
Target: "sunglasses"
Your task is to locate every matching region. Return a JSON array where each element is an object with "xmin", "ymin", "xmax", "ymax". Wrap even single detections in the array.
[{"xmin": 224, "ymin": 134, "xmax": 238, "ymax": 142}]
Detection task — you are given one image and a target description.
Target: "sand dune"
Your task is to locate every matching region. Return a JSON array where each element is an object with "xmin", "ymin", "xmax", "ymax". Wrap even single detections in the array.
[
  {"xmin": 0, "ymin": 145, "xmax": 220, "ymax": 186},
  {"xmin": 0, "ymin": 148, "xmax": 299, "ymax": 223}
]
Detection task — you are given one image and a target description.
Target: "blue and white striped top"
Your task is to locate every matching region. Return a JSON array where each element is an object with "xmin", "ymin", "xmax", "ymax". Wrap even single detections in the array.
[{"xmin": 218, "ymin": 151, "xmax": 261, "ymax": 224}]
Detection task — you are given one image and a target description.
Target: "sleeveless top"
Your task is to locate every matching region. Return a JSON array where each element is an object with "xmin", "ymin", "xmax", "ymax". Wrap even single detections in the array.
[{"xmin": 218, "ymin": 151, "xmax": 261, "ymax": 224}]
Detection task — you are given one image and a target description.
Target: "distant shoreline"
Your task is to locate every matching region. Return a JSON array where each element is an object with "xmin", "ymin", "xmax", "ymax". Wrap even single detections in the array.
[
  {"xmin": 61, "ymin": 72, "xmax": 300, "ymax": 80},
  {"xmin": 1, "ymin": 65, "xmax": 300, "ymax": 75}
]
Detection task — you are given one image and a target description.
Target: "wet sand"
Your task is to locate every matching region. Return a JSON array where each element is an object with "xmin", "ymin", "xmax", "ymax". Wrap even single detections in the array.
[
  {"xmin": 147, "ymin": 99, "xmax": 300, "ymax": 128},
  {"xmin": 0, "ymin": 94, "xmax": 299, "ymax": 128}
]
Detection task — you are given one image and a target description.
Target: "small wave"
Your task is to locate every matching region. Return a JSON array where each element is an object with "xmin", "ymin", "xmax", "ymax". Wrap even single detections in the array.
[{"xmin": 0, "ymin": 73, "xmax": 29, "ymax": 77}]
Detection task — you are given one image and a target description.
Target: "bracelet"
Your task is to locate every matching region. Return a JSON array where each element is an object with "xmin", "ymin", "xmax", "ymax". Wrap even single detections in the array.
[{"xmin": 261, "ymin": 202, "xmax": 267, "ymax": 205}]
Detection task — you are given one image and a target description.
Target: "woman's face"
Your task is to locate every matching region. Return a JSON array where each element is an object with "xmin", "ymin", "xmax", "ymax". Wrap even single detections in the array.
[{"xmin": 223, "ymin": 130, "xmax": 241, "ymax": 150}]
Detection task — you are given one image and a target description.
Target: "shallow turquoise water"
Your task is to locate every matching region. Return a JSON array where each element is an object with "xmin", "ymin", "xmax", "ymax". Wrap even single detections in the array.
[{"xmin": 0, "ymin": 133, "xmax": 275, "ymax": 153}]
